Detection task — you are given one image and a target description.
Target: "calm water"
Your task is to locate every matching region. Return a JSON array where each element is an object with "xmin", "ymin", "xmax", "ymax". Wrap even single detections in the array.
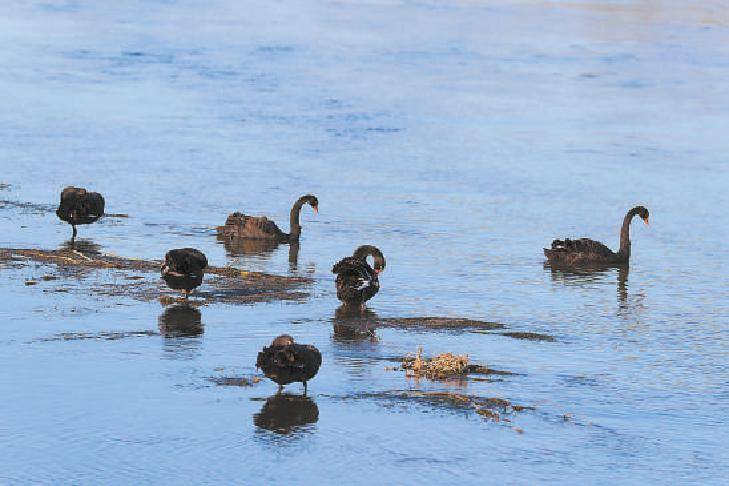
[{"xmin": 1, "ymin": 0, "xmax": 728, "ymax": 483}]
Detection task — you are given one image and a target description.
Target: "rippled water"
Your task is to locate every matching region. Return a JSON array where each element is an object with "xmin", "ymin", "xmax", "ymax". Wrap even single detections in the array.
[{"xmin": 1, "ymin": 1, "xmax": 728, "ymax": 483}]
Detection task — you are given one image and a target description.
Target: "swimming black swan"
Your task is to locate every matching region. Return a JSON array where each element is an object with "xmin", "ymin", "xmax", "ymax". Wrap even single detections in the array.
[
  {"xmin": 217, "ymin": 194, "xmax": 318, "ymax": 243},
  {"xmin": 544, "ymin": 206, "xmax": 649, "ymax": 266},
  {"xmin": 332, "ymin": 245, "xmax": 386, "ymax": 308},
  {"xmin": 256, "ymin": 335, "xmax": 322, "ymax": 393},
  {"xmin": 161, "ymin": 248, "xmax": 208, "ymax": 299},
  {"xmin": 56, "ymin": 186, "xmax": 105, "ymax": 242}
]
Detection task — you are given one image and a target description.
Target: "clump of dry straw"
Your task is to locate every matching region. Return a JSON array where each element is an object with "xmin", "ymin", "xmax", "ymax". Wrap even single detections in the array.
[{"xmin": 402, "ymin": 347, "xmax": 469, "ymax": 379}]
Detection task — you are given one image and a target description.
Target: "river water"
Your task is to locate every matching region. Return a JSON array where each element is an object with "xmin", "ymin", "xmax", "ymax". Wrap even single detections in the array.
[{"xmin": 1, "ymin": 1, "xmax": 728, "ymax": 483}]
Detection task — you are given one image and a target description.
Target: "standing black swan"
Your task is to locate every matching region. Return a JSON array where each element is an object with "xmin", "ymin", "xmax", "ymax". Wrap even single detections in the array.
[
  {"xmin": 332, "ymin": 245, "xmax": 386, "ymax": 308},
  {"xmin": 256, "ymin": 335, "xmax": 322, "ymax": 393},
  {"xmin": 56, "ymin": 186, "xmax": 105, "ymax": 243},
  {"xmin": 161, "ymin": 248, "xmax": 208, "ymax": 299},
  {"xmin": 217, "ymin": 194, "xmax": 318, "ymax": 243},
  {"xmin": 544, "ymin": 206, "xmax": 649, "ymax": 266}
]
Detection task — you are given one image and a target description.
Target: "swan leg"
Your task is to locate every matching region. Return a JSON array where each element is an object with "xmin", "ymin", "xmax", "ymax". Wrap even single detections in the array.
[
  {"xmin": 303, "ymin": 381, "xmax": 308, "ymax": 396},
  {"xmin": 277, "ymin": 384, "xmax": 283, "ymax": 394}
]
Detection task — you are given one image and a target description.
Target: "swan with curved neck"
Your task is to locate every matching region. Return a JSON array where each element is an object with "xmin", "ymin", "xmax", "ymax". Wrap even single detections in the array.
[
  {"xmin": 544, "ymin": 206, "xmax": 649, "ymax": 266},
  {"xmin": 332, "ymin": 245, "xmax": 386, "ymax": 308},
  {"xmin": 217, "ymin": 194, "xmax": 318, "ymax": 244}
]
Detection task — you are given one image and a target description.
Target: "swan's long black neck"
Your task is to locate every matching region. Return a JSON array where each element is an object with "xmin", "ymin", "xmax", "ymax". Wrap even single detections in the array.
[
  {"xmin": 618, "ymin": 208, "xmax": 639, "ymax": 257},
  {"xmin": 353, "ymin": 245, "xmax": 386, "ymax": 271},
  {"xmin": 288, "ymin": 198, "xmax": 307, "ymax": 241}
]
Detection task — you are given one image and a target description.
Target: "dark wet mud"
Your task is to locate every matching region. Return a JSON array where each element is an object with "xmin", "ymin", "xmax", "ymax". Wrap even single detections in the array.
[
  {"xmin": 0, "ymin": 247, "xmax": 311, "ymax": 305},
  {"xmin": 333, "ymin": 390, "xmax": 532, "ymax": 426},
  {"xmin": 35, "ymin": 330, "xmax": 159, "ymax": 342},
  {"xmin": 379, "ymin": 317, "xmax": 506, "ymax": 331},
  {"xmin": 209, "ymin": 376, "xmax": 262, "ymax": 387},
  {"xmin": 499, "ymin": 332, "xmax": 556, "ymax": 342}
]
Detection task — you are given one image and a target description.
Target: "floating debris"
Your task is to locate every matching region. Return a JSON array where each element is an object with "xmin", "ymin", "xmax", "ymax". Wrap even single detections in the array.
[
  {"xmin": 383, "ymin": 354, "xmax": 515, "ymax": 378},
  {"xmin": 402, "ymin": 347, "xmax": 469, "ymax": 379}
]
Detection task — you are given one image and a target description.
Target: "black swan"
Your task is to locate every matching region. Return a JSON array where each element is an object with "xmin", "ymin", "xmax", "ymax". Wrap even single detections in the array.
[
  {"xmin": 217, "ymin": 194, "xmax": 318, "ymax": 243},
  {"xmin": 56, "ymin": 186, "xmax": 105, "ymax": 242},
  {"xmin": 253, "ymin": 393, "xmax": 319, "ymax": 435},
  {"xmin": 544, "ymin": 206, "xmax": 649, "ymax": 266},
  {"xmin": 161, "ymin": 248, "xmax": 208, "ymax": 299},
  {"xmin": 332, "ymin": 245, "xmax": 386, "ymax": 308},
  {"xmin": 256, "ymin": 335, "xmax": 322, "ymax": 393}
]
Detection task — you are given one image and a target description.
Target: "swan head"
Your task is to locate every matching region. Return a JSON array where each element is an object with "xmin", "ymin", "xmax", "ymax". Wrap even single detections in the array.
[
  {"xmin": 272, "ymin": 334, "xmax": 295, "ymax": 346},
  {"xmin": 299, "ymin": 194, "xmax": 318, "ymax": 214},
  {"xmin": 634, "ymin": 206, "xmax": 649, "ymax": 226},
  {"xmin": 353, "ymin": 245, "xmax": 386, "ymax": 273}
]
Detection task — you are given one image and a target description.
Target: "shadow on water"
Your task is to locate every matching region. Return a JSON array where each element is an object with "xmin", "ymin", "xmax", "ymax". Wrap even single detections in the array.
[
  {"xmin": 253, "ymin": 393, "xmax": 319, "ymax": 436},
  {"xmin": 331, "ymin": 305, "xmax": 379, "ymax": 343}
]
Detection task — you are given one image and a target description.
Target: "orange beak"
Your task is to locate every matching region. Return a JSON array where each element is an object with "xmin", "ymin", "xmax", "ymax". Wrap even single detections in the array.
[
  {"xmin": 643, "ymin": 217, "xmax": 649, "ymax": 226},
  {"xmin": 313, "ymin": 206, "xmax": 319, "ymax": 215}
]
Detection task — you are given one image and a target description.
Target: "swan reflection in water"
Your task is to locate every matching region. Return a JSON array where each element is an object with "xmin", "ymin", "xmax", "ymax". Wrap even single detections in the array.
[
  {"xmin": 60, "ymin": 238, "xmax": 102, "ymax": 255},
  {"xmin": 253, "ymin": 393, "xmax": 319, "ymax": 435},
  {"xmin": 216, "ymin": 235, "xmax": 300, "ymax": 271},
  {"xmin": 158, "ymin": 304, "xmax": 203, "ymax": 338},
  {"xmin": 331, "ymin": 305, "xmax": 379, "ymax": 343},
  {"xmin": 545, "ymin": 264, "xmax": 637, "ymax": 315}
]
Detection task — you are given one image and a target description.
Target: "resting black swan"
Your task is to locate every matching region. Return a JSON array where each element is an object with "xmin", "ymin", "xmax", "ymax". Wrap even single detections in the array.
[
  {"xmin": 56, "ymin": 186, "xmax": 105, "ymax": 242},
  {"xmin": 544, "ymin": 206, "xmax": 649, "ymax": 266},
  {"xmin": 217, "ymin": 194, "xmax": 318, "ymax": 243},
  {"xmin": 161, "ymin": 248, "xmax": 208, "ymax": 299},
  {"xmin": 256, "ymin": 335, "xmax": 322, "ymax": 393},
  {"xmin": 332, "ymin": 245, "xmax": 386, "ymax": 308}
]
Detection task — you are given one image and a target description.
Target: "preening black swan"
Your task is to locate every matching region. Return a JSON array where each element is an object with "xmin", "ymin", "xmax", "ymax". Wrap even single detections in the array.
[
  {"xmin": 256, "ymin": 335, "xmax": 322, "ymax": 393},
  {"xmin": 217, "ymin": 194, "xmax": 318, "ymax": 243},
  {"xmin": 161, "ymin": 248, "xmax": 208, "ymax": 299},
  {"xmin": 544, "ymin": 206, "xmax": 649, "ymax": 266},
  {"xmin": 56, "ymin": 186, "xmax": 105, "ymax": 242},
  {"xmin": 332, "ymin": 245, "xmax": 386, "ymax": 308}
]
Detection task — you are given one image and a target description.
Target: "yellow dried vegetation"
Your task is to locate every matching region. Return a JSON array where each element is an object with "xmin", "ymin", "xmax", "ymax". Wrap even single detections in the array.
[{"xmin": 402, "ymin": 347, "xmax": 469, "ymax": 379}]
